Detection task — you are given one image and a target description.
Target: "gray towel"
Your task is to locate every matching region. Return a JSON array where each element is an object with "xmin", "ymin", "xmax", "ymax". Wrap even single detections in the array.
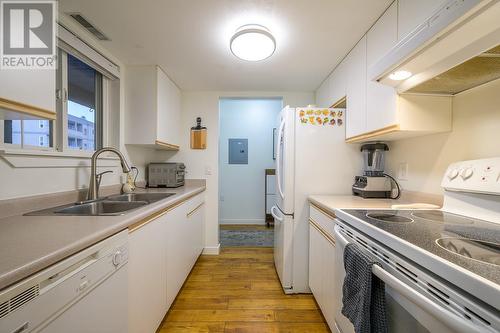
[{"xmin": 342, "ymin": 243, "xmax": 388, "ymax": 333}]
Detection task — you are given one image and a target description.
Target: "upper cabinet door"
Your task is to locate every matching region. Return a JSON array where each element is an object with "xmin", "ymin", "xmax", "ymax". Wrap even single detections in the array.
[
  {"xmin": 0, "ymin": 69, "xmax": 56, "ymax": 119},
  {"xmin": 125, "ymin": 65, "xmax": 181, "ymax": 150},
  {"xmin": 316, "ymin": 60, "xmax": 348, "ymax": 108},
  {"xmin": 156, "ymin": 68, "xmax": 181, "ymax": 146},
  {"xmin": 366, "ymin": 2, "xmax": 398, "ymax": 132},
  {"xmin": 345, "ymin": 35, "xmax": 367, "ymax": 139},
  {"xmin": 398, "ymin": 0, "xmax": 449, "ymax": 40}
]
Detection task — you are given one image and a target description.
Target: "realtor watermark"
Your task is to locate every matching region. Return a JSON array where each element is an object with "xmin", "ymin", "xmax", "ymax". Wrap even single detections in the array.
[{"xmin": 0, "ymin": 0, "xmax": 57, "ymax": 69}]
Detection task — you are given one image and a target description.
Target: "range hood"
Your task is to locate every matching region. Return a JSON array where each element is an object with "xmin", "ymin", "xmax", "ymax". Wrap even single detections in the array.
[
  {"xmin": 369, "ymin": 0, "xmax": 500, "ymax": 95},
  {"xmin": 407, "ymin": 45, "xmax": 500, "ymax": 94}
]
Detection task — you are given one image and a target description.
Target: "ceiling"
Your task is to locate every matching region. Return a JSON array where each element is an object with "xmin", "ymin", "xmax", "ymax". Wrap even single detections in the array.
[{"xmin": 59, "ymin": 0, "xmax": 392, "ymax": 91}]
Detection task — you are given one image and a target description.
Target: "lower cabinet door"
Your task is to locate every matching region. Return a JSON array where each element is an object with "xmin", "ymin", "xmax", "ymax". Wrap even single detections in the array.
[
  {"xmin": 165, "ymin": 203, "xmax": 186, "ymax": 309},
  {"xmin": 308, "ymin": 224, "xmax": 323, "ymax": 302},
  {"xmin": 309, "ymin": 221, "xmax": 337, "ymax": 331},
  {"xmin": 128, "ymin": 216, "xmax": 168, "ymax": 333},
  {"xmin": 321, "ymin": 236, "xmax": 337, "ymax": 329},
  {"xmin": 166, "ymin": 194, "xmax": 205, "ymax": 310}
]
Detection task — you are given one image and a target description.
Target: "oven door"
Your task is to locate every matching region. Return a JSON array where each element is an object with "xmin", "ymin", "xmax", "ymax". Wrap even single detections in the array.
[{"xmin": 333, "ymin": 225, "xmax": 480, "ymax": 333}]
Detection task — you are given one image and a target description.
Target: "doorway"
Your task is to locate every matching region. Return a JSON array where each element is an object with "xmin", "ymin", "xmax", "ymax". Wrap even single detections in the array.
[{"xmin": 218, "ymin": 97, "xmax": 282, "ymax": 247}]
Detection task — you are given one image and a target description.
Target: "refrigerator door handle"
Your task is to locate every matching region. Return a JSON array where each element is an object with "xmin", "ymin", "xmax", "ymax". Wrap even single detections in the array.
[
  {"xmin": 271, "ymin": 205, "xmax": 284, "ymax": 222},
  {"xmin": 275, "ymin": 117, "xmax": 286, "ymax": 200}
]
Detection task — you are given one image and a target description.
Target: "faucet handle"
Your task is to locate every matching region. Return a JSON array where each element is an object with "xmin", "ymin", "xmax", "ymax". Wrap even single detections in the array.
[{"xmin": 96, "ymin": 170, "xmax": 113, "ymax": 187}]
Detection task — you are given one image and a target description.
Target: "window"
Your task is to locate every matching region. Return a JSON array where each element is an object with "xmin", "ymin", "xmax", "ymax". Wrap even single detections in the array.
[
  {"xmin": 3, "ymin": 119, "xmax": 52, "ymax": 148},
  {"xmin": 66, "ymin": 54, "xmax": 102, "ymax": 151},
  {"xmin": 1, "ymin": 48, "xmax": 105, "ymax": 153}
]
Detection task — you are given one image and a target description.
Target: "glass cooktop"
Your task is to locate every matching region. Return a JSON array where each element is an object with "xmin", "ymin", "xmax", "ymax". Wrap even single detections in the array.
[{"xmin": 338, "ymin": 209, "xmax": 500, "ymax": 286}]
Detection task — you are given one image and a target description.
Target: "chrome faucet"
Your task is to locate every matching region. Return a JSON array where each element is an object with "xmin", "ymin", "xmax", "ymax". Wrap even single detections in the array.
[{"xmin": 87, "ymin": 147, "xmax": 131, "ymax": 201}]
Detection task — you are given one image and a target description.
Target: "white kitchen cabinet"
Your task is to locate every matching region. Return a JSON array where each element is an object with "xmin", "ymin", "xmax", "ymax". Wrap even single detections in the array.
[
  {"xmin": 366, "ymin": 2, "xmax": 398, "ymax": 132},
  {"xmin": 346, "ymin": 94, "xmax": 452, "ymax": 143},
  {"xmin": 345, "ymin": 35, "xmax": 367, "ymax": 139},
  {"xmin": 398, "ymin": 0, "xmax": 448, "ymax": 41},
  {"xmin": 315, "ymin": 60, "xmax": 347, "ymax": 108},
  {"xmin": 308, "ymin": 205, "xmax": 336, "ymax": 330},
  {"xmin": 308, "ymin": 223, "xmax": 323, "ymax": 299},
  {"xmin": 128, "ymin": 192, "xmax": 205, "ymax": 333},
  {"xmin": 340, "ymin": 0, "xmax": 452, "ymax": 143},
  {"xmin": 166, "ymin": 194, "xmax": 205, "ymax": 309},
  {"xmin": 0, "ymin": 69, "xmax": 56, "ymax": 120},
  {"xmin": 128, "ymin": 214, "xmax": 168, "ymax": 333},
  {"xmin": 125, "ymin": 65, "xmax": 181, "ymax": 150}
]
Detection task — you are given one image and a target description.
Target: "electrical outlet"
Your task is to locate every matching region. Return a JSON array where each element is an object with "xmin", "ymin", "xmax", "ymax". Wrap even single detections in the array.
[
  {"xmin": 205, "ymin": 165, "xmax": 212, "ymax": 175},
  {"xmin": 398, "ymin": 162, "xmax": 408, "ymax": 181}
]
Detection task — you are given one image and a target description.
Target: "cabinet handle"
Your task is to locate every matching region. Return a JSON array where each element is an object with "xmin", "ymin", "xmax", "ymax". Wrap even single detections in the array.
[
  {"xmin": 187, "ymin": 202, "xmax": 205, "ymax": 218},
  {"xmin": 309, "ymin": 218, "xmax": 335, "ymax": 246}
]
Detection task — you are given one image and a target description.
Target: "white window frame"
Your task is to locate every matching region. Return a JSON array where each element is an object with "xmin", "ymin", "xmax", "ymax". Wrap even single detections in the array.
[
  {"xmin": 57, "ymin": 49, "xmax": 104, "ymax": 153},
  {"xmin": 0, "ymin": 119, "xmax": 53, "ymax": 151},
  {"xmin": 0, "ymin": 24, "xmax": 119, "ymax": 161}
]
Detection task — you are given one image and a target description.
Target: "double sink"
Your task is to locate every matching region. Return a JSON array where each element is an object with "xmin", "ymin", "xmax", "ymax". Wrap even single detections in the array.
[{"xmin": 26, "ymin": 192, "xmax": 175, "ymax": 216}]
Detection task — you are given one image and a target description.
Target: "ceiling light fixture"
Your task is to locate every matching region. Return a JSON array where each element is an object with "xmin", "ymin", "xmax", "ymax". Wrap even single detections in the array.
[
  {"xmin": 230, "ymin": 24, "xmax": 276, "ymax": 61},
  {"xmin": 389, "ymin": 70, "xmax": 412, "ymax": 81}
]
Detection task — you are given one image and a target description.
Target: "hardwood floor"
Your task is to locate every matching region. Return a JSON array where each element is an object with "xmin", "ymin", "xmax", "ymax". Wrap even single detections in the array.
[{"xmin": 159, "ymin": 247, "xmax": 330, "ymax": 333}]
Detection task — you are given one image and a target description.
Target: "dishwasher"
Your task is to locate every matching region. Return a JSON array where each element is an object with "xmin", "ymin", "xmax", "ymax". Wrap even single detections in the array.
[{"xmin": 0, "ymin": 230, "xmax": 128, "ymax": 333}]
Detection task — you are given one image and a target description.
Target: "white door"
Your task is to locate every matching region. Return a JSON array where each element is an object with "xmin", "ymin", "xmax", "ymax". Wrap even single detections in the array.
[
  {"xmin": 275, "ymin": 107, "xmax": 295, "ymax": 215},
  {"xmin": 271, "ymin": 205, "xmax": 294, "ymax": 291}
]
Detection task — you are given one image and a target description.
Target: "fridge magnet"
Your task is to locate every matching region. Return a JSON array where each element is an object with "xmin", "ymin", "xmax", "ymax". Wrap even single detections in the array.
[{"xmin": 298, "ymin": 109, "xmax": 344, "ymax": 126}]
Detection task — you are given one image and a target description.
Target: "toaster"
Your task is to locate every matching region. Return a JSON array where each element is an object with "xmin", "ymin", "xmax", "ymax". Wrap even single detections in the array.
[{"xmin": 148, "ymin": 163, "xmax": 185, "ymax": 188}]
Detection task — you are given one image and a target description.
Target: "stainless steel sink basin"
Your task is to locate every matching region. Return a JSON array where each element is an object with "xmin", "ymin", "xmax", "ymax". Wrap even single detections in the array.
[
  {"xmin": 24, "ymin": 192, "xmax": 176, "ymax": 216},
  {"xmin": 106, "ymin": 192, "xmax": 175, "ymax": 203},
  {"xmin": 54, "ymin": 201, "xmax": 148, "ymax": 216}
]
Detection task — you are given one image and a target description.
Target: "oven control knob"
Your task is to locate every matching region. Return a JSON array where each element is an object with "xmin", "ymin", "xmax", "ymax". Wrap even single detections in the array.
[
  {"xmin": 112, "ymin": 250, "xmax": 122, "ymax": 267},
  {"xmin": 447, "ymin": 169, "xmax": 459, "ymax": 180},
  {"xmin": 460, "ymin": 168, "xmax": 473, "ymax": 180}
]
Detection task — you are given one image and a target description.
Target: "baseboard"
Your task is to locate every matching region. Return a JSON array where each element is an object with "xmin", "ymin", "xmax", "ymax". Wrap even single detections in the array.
[
  {"xmin": 203, "ymin": 243, "xmax": 220, "ymax": 255},
  {"xmin": 219, "ymin": 218, "xmax": 266, "ymax": 225}
]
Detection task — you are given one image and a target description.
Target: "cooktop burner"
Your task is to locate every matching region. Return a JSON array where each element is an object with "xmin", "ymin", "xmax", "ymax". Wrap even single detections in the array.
[
  {"xmin": 336, "ymin": 209, "xmax": 500, "ymax": 286},
  {"xmin": 366, "ymin": 212, "xmax": 414, "ymax": 223},
  {"xmin": 412, "ymin": 210, "xmax": 474, "ymax": 224},
  {"xmin": 436, "ymin": 237, "xmax": 500, "ymax": 266}
]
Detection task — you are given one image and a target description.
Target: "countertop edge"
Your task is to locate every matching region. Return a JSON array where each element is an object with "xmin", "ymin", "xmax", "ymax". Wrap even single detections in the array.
[{"xmin": 0, "ymin": 185, "xmax": 206, "ymax": 291}]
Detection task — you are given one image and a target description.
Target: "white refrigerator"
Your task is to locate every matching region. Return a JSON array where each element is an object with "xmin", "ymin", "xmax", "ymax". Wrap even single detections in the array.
[{"xmin": 271, "ymin": 106, "xmax": 360, "ymax": 293}]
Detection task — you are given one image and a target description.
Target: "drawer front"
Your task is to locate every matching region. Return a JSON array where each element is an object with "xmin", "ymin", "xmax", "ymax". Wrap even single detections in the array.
[
  {"xmin": 183, "ymin": 192, "xmax": 205, "ymax": 216},
  {"xmin": 309, "ymin": 204, "xmax": 335, "ymax": 239}
]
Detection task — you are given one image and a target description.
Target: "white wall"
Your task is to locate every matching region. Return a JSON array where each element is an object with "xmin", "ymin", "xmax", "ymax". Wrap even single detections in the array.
[
  {"xmin": 173, "ymin": 91, "xmax": 314, "ymax": 252},
  {"xmin": 218, "ymin": 98, "xmax": 282, "ymax": 225},
  {"xmin": 386, "ymin": 79, "xmax": 500, "ymax": 195}
]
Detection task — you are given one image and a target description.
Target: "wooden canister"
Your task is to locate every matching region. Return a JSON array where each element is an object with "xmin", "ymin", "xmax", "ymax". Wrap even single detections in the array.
[{"xmin": 190, "ymin": 117, "xmax": 207, "ymax": 149}]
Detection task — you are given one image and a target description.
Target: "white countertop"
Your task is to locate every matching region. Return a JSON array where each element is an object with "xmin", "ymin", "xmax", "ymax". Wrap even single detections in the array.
[
  {"xmin": 309, "ymin": 195, "xmax": 405, "ymax": 217},
  {"xmin": 0, "ymin": 182, "xmax": 205, "ymax": 290}
]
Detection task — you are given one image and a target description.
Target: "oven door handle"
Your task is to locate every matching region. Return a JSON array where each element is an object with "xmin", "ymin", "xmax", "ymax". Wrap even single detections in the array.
[{"xmin": 333, "ymin": 225, "xmax": 480, "ymax": 333}]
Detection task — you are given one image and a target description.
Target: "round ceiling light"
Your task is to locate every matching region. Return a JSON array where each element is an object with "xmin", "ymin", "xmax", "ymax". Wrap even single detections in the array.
[{"xmin": 230, "ymin": 25, "xmax": 276, "ymax": 61}]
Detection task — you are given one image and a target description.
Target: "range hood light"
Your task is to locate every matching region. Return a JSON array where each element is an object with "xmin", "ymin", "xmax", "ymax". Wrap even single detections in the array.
[{"xmin": 389, "ymin": 70, "xmax": 412, "ymax": 81}]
